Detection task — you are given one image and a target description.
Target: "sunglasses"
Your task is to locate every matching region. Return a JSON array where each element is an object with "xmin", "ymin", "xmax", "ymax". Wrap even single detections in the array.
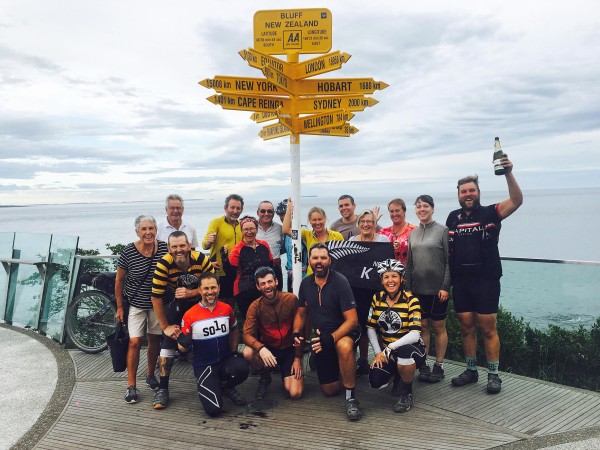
[{"xmin": 259, "ymin": 209, "xmax": 274, "ymax": 214}]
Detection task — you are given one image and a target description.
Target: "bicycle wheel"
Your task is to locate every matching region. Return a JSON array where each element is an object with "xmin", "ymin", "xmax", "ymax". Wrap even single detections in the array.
[{"xmin": 66, "ymin": 290, "xmax": 117, "ymax": 353}]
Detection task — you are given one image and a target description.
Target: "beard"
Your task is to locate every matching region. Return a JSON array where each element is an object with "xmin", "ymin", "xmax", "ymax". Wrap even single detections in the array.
[
  {"xmin": 312, "ymin": 264, "xmax": 330, "ymax": 279},
  {"xmin": 459, "ymin": 197, "xmax": 481, "ymax": 211},
  {"xmin": 174, "ymin": 254, "xmax": 190, "ymax": 272}
]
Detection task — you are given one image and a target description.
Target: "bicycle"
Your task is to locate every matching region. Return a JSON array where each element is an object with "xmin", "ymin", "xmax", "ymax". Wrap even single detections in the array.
[{"xmin": 66, "ymin": 271, "xmax": 118, "ymax": 353}]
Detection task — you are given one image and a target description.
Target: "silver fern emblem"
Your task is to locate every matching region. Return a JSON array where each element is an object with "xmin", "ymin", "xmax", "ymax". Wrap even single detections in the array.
[{"xmin": 326, "ymin": 241, "xmax": 370, "ymax": 260}]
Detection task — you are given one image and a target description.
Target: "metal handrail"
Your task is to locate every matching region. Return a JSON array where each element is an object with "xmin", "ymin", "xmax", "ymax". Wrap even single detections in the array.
[{"xmin": 501, "ymin": 256, "xmax": 600, "ymax": 266}]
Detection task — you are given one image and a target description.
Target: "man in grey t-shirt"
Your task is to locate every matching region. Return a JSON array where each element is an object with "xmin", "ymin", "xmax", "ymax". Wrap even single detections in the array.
[{"xmin": 330, "ymin": 194, "xmax": 358, "ymax": 240}]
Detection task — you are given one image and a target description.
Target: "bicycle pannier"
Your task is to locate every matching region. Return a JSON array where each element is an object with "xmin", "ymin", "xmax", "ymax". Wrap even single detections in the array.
[{"xmin": 106, "ymin": 322, "xmax": 129, "ymax": 372}]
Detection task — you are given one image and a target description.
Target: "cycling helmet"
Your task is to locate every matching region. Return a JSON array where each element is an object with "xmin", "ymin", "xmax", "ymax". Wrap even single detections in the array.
[
  {"xmin": 376, "ymin": 258, "xmax": 405, "ymax": 276},
  {"xmin": 275, "ymin": 199, "xmax": 288, "ymax": 216}
]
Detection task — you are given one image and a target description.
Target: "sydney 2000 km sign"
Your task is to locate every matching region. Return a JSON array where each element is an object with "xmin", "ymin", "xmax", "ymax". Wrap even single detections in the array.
[{"xmin": 200, "ymin": 8, "xmax": 388, "ymax": 292}]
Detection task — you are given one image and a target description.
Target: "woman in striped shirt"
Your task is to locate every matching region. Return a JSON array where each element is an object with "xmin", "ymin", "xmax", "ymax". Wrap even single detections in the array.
[{"xmin": 115, "ymin": 215, "xmax": 168, "ymax": 404}]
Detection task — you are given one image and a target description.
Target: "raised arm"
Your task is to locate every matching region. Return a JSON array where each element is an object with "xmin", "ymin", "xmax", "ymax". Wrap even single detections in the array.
[
  {"xmin": 282, "ymin": 197, "xmax": 293, "ymax": 237},
  {"xmin": 497, "ymin": 155, "xmax": 523, "ymax": 220}
]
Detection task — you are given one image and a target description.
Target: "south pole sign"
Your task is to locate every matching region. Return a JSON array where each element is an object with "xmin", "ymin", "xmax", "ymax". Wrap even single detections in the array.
[{"xmin": 201, "ymin": 8, "xmax": 388, "ymax": 293}]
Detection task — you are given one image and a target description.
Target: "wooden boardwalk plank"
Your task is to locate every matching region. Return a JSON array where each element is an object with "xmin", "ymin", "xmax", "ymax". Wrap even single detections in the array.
[{"xmin": 32, "ymin": 350, "xmax": 599, "ymax": 450}]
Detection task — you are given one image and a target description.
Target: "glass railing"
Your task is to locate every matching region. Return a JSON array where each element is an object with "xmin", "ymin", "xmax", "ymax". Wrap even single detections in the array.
[
  {"xmin": 0, "ymin": 232, "xmax": 79, "ymax": 342},
  {"xmin": 1, "ymin": 232, "xmax": 599, "ymax": 344}
]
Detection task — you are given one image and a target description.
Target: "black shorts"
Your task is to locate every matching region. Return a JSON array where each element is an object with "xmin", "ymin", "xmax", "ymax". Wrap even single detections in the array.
[
  {"xmin": 452, "ymin": 276, "xmax": 501, "ymax": 314},
  {"xmin": 265, "ymin": 346, "xmax": 296, "ymax": 379},
  {"xmin": 352, "ymin": 287, "xmax": 377, "ymax": 333},
  {"xmin": 161, "ymin": 300, "xmax": 196, "ymax": 350},
  {"xmin": 314, "ymin": 328, "xmax": 360, "ymax": 385},
  {"xmin": 369, "ymin": 340, "xmax": 426, "ymax": 389},
  {"xmin": 417, "ymin": 293, "xmax": 449, "ymax": 321}
]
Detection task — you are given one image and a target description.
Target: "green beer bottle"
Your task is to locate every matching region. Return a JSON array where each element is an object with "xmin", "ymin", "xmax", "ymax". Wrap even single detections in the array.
[{"xmin": 493, "ymin": 137, "xmax": 506, "ymax": 175}]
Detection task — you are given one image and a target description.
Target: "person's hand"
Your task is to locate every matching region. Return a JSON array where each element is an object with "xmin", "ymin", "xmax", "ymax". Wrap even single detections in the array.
[
  {"xmin": 438, "ymin": 290, "xmax": 449, "ymax": 302},
  {"xmin": 383, "ymin": 346, "xmax": 393, "ymax": 360},
  {"xmin": 259, "ymin": 347, "xmax": 277, "ymax": 367},
  {"xmin": 163, "ymin": 324, "xmax": 181, "ymax": 340},
  {"xmin": 292, "ymin": 332, "xmax": 304, "ymax": 347},
  {"xmin": 115, "ymin": 306, "xmax": 124, "ymax": 323},
  {"xmin": 311, "ymin": 329, "xmax": 334, "ymax": 354},
  {"xmin": 291, "ymin": 357, "xmax": 303, "ymax": 379},
  {"xmin": 205, "ymin": 232, "xmax": 216, "ymax": 245},
  {"xmin": 211, "ymin": 261, "xmax": 221, "ymax": 270},
  {"xmin": 501, "ymin": 155, "xmax": 513, "ymax": 174},
  {"xmin": 371, "ymin": 351, "xmax": 387, "ymax": 369},
  {"xmin": 222, "ymin": 244, "xmax": 228, "ymax": 255},
  {"xmin": 371, "ymin": 206, "xmax": 382, "ymax": 223},
  {"xmin": 175, "ymin": 287, "xmax": 193, "ymax": 299}
]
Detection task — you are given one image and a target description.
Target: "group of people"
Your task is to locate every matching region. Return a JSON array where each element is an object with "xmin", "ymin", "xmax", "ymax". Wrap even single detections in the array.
[{"xmin": 114, "ymin": 155, "xmax": 523, "ymax": 421}]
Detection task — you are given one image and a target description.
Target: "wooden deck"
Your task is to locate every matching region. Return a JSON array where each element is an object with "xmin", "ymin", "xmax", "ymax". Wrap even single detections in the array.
[{"xmin": 33, "ymin": 351, "xmax": 600, "ymax": 450}]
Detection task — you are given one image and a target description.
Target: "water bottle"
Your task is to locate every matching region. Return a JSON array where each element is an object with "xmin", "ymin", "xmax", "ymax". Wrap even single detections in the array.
[{"xmin": 493, "ymin": 137, "xmax": 506, "ymax": 175}]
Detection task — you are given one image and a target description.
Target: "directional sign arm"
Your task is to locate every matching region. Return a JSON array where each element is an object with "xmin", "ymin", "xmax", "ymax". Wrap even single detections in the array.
[{"xmin": 290, "ymin": 51, "xmax": 351, "ymax": 80}]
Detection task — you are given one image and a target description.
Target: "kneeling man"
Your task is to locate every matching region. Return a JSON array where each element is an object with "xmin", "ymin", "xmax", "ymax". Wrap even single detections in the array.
[
  {"xmin": 178, "ymin": 272, "xmax": 249, "ymax": 417},
  {"xmin": 293, "ymin": 243, "xmax": 362, "ymax": 421},
  {"xmin": 243, "ymin": 266, "xmax": 304, "ymax": 400}
]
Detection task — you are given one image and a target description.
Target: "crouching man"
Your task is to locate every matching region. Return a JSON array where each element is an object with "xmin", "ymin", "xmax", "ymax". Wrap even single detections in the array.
[
  {"xmin": 243, "ymin": 266, "xmax": 304, "ymax": 400},
  {"xmin": 178, "ymin": 272, "xmax": 249, "ymax": 417}
]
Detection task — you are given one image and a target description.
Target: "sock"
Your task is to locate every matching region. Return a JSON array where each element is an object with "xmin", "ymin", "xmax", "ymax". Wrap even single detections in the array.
[
  {"xmin": 402, "ymin": 381, "xmax": 413, "ymax": 395},
  {"xmin": 466, "ymin": 356, "xmax": 477, "ymax": 371},
  {"xmin": 344, "ymin": 387, "xmax": 355, "ymax": 400},
  {"xmin": 159, "ymin": 376, "xmax": 169, "ymax": 390},
  {"xmin": 487, "ymin": 360, "xmax": 499, "ymax": 374}
]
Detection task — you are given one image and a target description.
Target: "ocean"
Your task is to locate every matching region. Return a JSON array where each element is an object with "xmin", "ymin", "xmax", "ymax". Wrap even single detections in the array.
[{"xmin": 2, "ymin": 187, "xmax": 599, "ymax": 329}]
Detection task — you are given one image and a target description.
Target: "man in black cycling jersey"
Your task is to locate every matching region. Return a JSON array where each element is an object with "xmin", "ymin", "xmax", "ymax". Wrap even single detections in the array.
[
  {"xmin": 293, "ymin": 243, "xmax": 362, "ymax": 421},
  {"xmin": 150, "ymin": 231, "xmax": 214, "ymax": 409}
]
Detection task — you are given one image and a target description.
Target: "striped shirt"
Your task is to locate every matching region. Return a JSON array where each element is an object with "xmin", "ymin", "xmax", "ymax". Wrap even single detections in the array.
[
  {"xmin": 117, "ymin": 241, "xmax": 168, "ymax": 309},
  {"xmin": 366, "ymin": 290, "xmax": 421, "ymax": 345},
  {"xmin": 151, "ymin": 250, "xmax": 214, "ymax": 304}
]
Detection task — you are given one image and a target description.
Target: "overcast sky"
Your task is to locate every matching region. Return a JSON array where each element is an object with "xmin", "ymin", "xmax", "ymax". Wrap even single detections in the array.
[{"xmin": 1, "ymin": 0, "xmax": 599, "ymax": 205}]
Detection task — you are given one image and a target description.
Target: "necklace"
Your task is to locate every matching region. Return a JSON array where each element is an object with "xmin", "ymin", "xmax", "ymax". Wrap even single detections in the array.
[
  {"xmin": 391, "ymin": 222, "xmax": 407, "ymax": 236},
  {"xmin": 359, "ymin": 234, "xmax": 375, "ymax": 242},
  {"xmin": 138, "ymin": 241, "xmax": 155, "ymax": 257}
]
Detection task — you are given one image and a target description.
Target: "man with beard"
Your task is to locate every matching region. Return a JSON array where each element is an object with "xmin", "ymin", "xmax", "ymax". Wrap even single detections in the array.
[
  {"xmin": 446, "ymin": 155, "xmax": 523, "ymax": 394},
  {"xmin": 178, "ymin": 272, "xmax": 249, "ymax": 417},
  {"xmin": 242, "ymin": 266, "xmax": 304, "ymax": 400},
  {"xmin": 293, "ymin": 243, "xmax": 362, "ymax": 421},
  {"xmin": 157, "ymin": 194, "xmax": 199, "ymax": 249},
  {"xmin": 150, "ymin": 231, "xmax": 214, "ymax": 409},
  {"xmin": 202, "ymin": 194, "xmax": 243, "ymax": 304}
]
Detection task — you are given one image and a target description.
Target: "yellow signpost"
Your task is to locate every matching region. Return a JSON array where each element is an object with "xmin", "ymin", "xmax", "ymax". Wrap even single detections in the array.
[
  {"xmin": 253, "ymin": 8, "xmax": 332, "ymax": 55},
  {"xmin": 199, "ymin": 76, "xmax": 284, "ymax": 95},
  {"xmin": 201, "ymin": 8, "xmax": 387, "ymax": 293}
]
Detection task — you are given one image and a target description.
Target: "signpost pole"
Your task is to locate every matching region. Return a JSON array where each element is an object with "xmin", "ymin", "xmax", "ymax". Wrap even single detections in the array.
[{"xmin": 286, "ymin": 51, "xmax": 303, "ymax": 294}]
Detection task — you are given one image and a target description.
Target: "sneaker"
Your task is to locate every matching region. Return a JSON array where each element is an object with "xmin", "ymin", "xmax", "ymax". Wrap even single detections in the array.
[
  {"xmin": 124, "ymin": 386, "xmax": 139, "ymax": 404},
  {"xmin": 255, "ymin": 374, "xmax": 272, "ymax": 400},
  {"xmin": 394, "ymin": 393, "xmax": 414, "ymax": 413},
  {"xmin": 487, "ymin": 373, "xmax": 502, "ymax": 394},
  {"xmin": 153, "ymin": 388, "xmax": 169, "ymax": 409},
  {"xmin": 356, "ymin": 357, "xmax": 370, "ymax": 377},
  {"xmin": 345, "ymin": 398, "xmax": 362, "ymax": 421},
  {"xmin": 145, "ymin": 375, "xmax": 159, "ymax": 391},
  {"xmin": 391, "ymin": 376, "xmax": 403, "ymax": 397},
  {"xmin": 417, "ymin": 364, "xmax": 431, "ymax": 382},
  {"xmin": 451, "ymin": 369, "xmax": 479, "ymax": 387},
  {"xmin": 428, "ymin": 364, "xmax": 445, "ymax": 383},
  {"xmin": 224, "ymin": 387, "xmax": 247, "ymax": 406}
]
